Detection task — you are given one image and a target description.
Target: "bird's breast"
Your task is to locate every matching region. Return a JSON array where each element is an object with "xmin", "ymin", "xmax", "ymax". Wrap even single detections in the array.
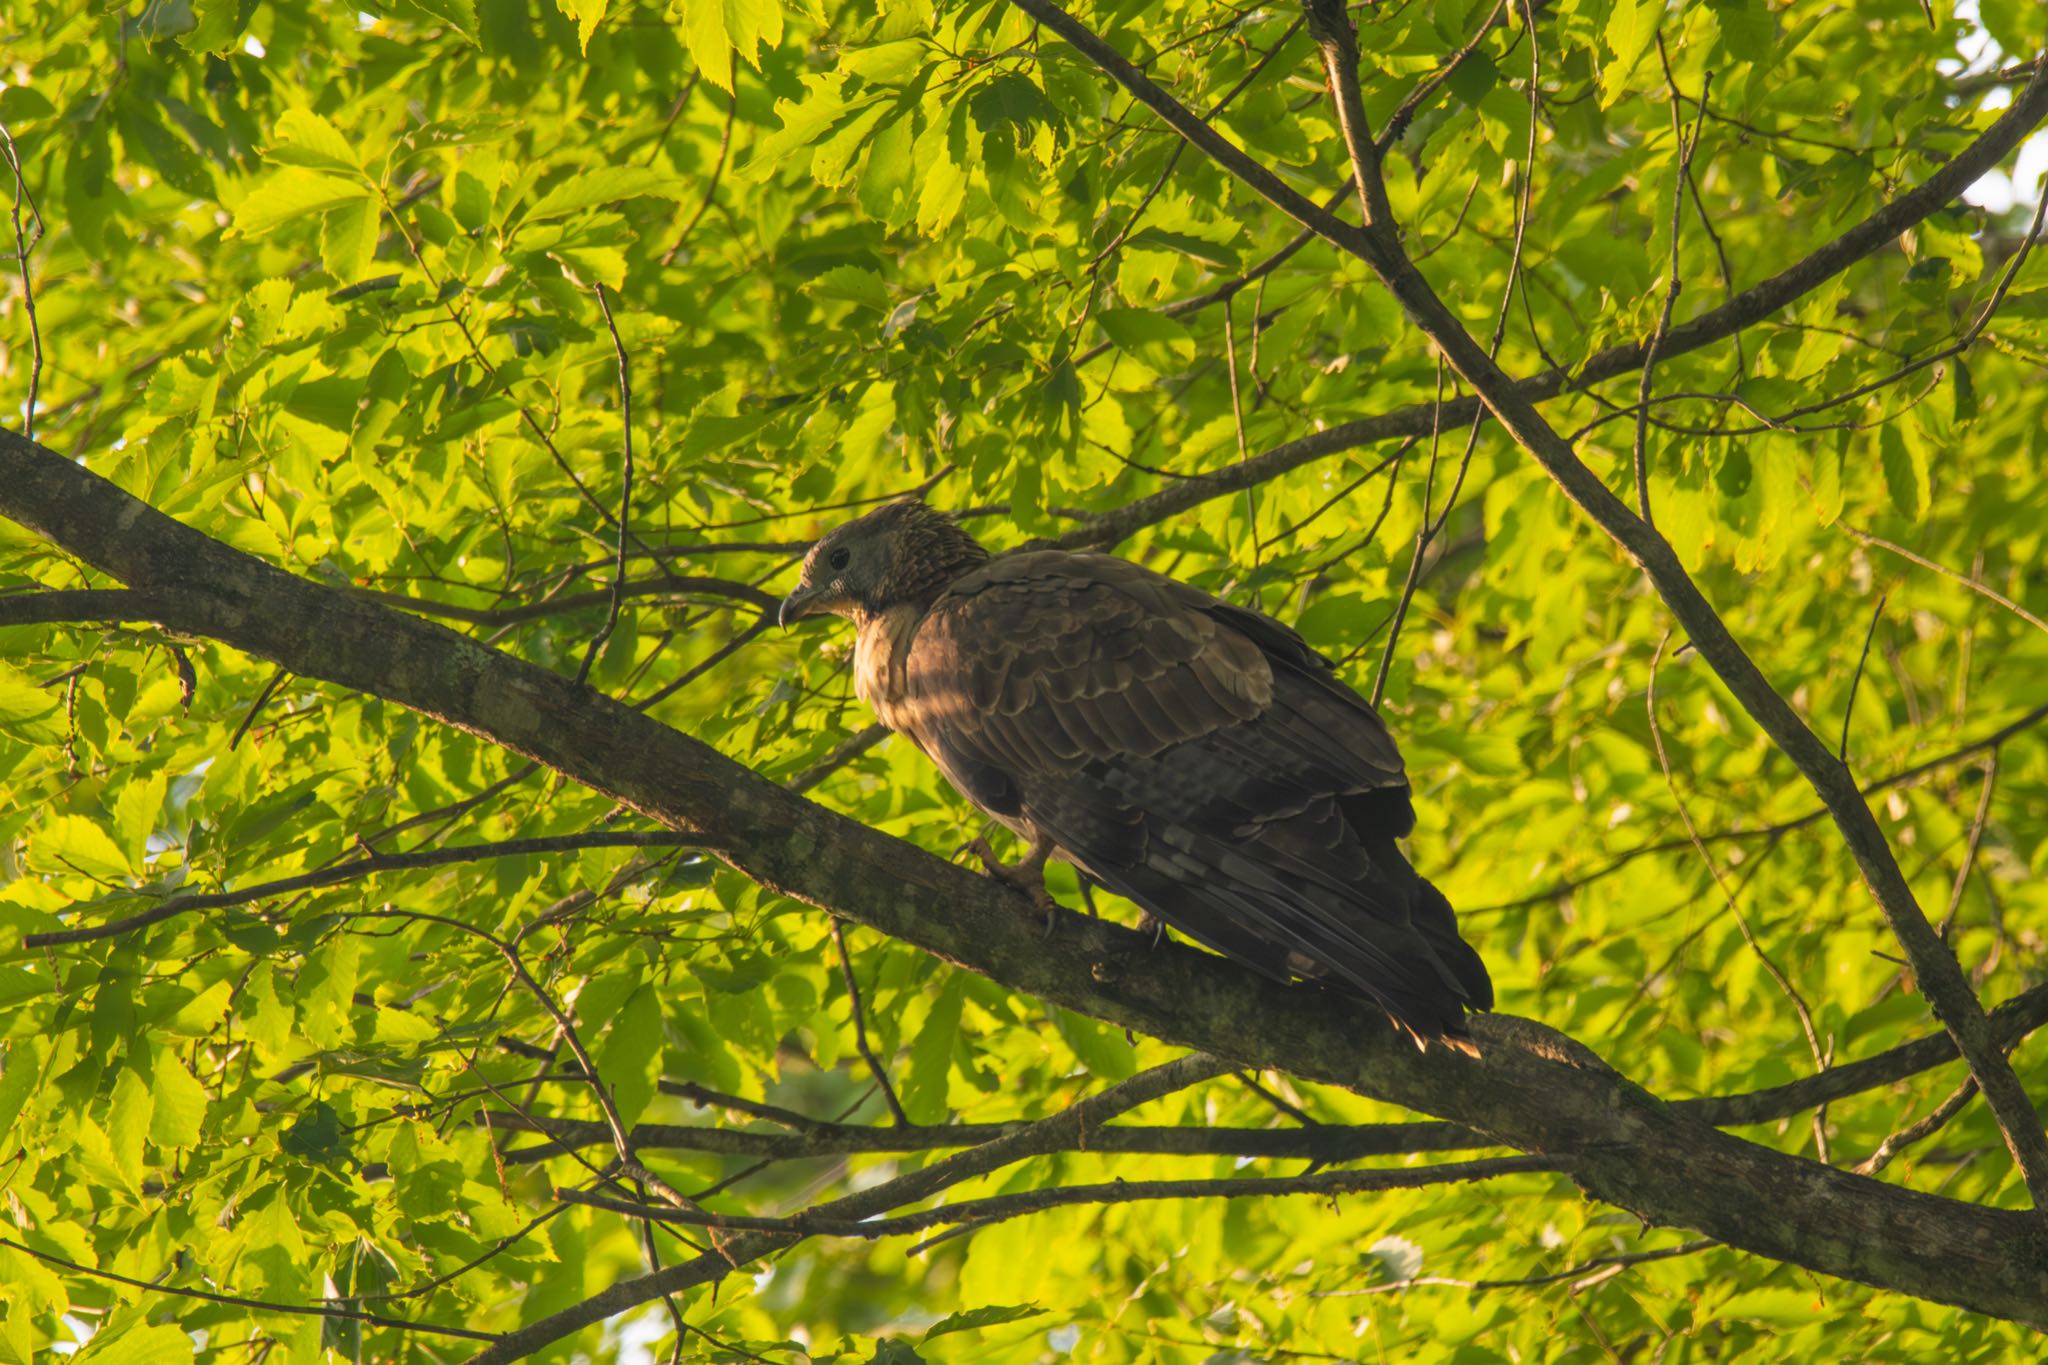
[{"xmin": 852, "ymin": 604, "xmax": 927, "ymax": 730}]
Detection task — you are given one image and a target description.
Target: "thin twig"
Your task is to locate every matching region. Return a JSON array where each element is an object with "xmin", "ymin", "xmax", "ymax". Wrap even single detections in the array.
[
  {"xmin": 1855, "ymin": 1076, "xmax": 1978, "ymax": 1176},
  {"xmin": 24, "ymin": 830, "xmax": 701, "ymax": 948},
  {"xmin": 560, "ymin": 1153, "xmax": 1567, "ymax": 1241},
  {"xmin": 1937, "ymin": 753, "xmax": 1998, "ymax": 943},
  {"xmin": 1844, "ymin": 525, "xmax": 2048, "ymax": 636},
  {"xmin": 1324, "ymin": 1237, "xmax": 1718, "ymax": 1296},
  {"xmin": 0, "ymin": 1235, "xmax": 498, "ymax": 1342},
  {"xmin": 1648, "ymin": 632, "xmax": 1831, "ymax": 1157},
  {"xmin": 578, "ymin": 282, "xmax": 636, "ymax": 686},
  {"xmin": 1838, "ymin": 592, "xmax": 1887, "ymax": 763},
  {"xmin": 1637, "ymin": 43, "xmax": 1711, "ymax": 523},
  {"xmin": 834, "ymin": 919, "xmax": 910, "ymax": 1125},
  {"xmin": 661, "ymin": 88, "xmax": 737, "ymax": 266},
  {"xmin": 228, "ymin": 665, "xmax": 291, "ymax": 750},
  {"xmin": 0, "ymin": 124, "xmax": 43, "ymax": 441}
]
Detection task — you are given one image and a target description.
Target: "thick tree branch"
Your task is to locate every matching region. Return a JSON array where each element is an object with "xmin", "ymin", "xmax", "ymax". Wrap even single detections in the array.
[
  {"xmin": 559, "ymin": 1153, "xmax": 1566, "ymax": 1241},
  {"xmin": 20, "ymin": 830, "xmax": 701, "ymax": 948},
  {"xmin": 2, "ymin": 429, "xmax": 2046, "ymax": 1334},
  {"xmin": 495, "ymin": 979, "xmax": 2048, "ymax": 1165},
  {"xmin": 468, "ymin": 1056, "xmax": 1230, "ymax": 1363},
  {"xmin": 1045, "ymin": 37, "xmax": 2048, "ymax": 554},
  {"xmin": 1301, "ymin": 6, "xmax": 2048, "ymax": 1207},
  {"xmin": 1007, "ymin": 0, "xmax": 2048, "ymax": 1212}
]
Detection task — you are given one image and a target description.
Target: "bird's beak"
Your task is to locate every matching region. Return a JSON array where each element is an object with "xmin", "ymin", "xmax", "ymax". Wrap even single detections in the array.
[{"xmin": 779, "ymin": 584, "xmax": 826, "ymax": 629}]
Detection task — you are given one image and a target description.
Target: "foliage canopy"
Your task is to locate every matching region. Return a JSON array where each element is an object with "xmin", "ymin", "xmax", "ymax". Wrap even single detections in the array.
[{"xmin": 0, "ymin": 0, "xmax": 2045, "ymax": 1360}]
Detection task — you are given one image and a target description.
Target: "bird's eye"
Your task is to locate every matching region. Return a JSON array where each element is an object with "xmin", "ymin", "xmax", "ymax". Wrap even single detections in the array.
[{"xmin": 828, "ymin": 547, "xmax": 851, "ymax": 571}]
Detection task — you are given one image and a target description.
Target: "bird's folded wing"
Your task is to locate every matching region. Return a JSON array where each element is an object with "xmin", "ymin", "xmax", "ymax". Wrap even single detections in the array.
[{"xmin": 884, "ymin": 551, "xmax": 1479, "ymax": 1031}]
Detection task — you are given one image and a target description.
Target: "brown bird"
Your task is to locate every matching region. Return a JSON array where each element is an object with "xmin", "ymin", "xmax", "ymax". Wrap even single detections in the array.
[{"xmin": 780, "ymin": 500, "xmax": 1492, "ymax": 1053}]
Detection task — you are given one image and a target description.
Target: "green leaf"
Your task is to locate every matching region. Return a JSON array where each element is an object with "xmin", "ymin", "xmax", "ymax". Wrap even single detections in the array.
[
  {"xmin": 106, "ymin": 1068, "xmax": 153, "ymax": 1191},
  {"xmin": 923, "ymin": 1305, "xmax": 1047, "ymax": 1341},
  {"xmin": 298, "ymin": 936, "xmax": 361, "ymax": 1049},
  {"xmin": 401, "ymin": 0, "xmax": 480, "ymax": 43},
  {"xmin": 28, "ymin": 815, "xmax": 136, "ymax": 882},
  {"xmin": 901, "ymin": 973, "xmax": 964, "ymax": 1123},
  {"xmin": 680, "ymin": 0, "xmax": 734, "ymax": 91},
  {"xmin": 1878, "ymin": 423, "xmax": 1921, "ymax": 520},
  {"xmin": 231, "ymin": 169, "xmax": 373, "ymax": 238},
  {"xmin": 150, "ymin": 1051, "xmax": 209, "ymax": 1148},
  {"xmin": 1445, "ymin": 50, "xmax": 1497, "ymax": 106},
  {"xmin": 0, "ymin": 1038, "xmax": 45, "ymax": 1140},
  {"xmin": 1124, "ymin": 227, "xmax": 1241, "ymax": 270},
  {"xmin": 1095, "ymin": 308, "xmax": 1193, "ymax": 370},
  {"xmin": 597, "ymin": 983, "xmax": 664, "ymax": 1127},
  {"xmin": 0, "ymin": 662, "xmax": 65, "ymax": 745},
  {"xmin": 321, "ymin": 197, "xmax": 381, "ymax": 282},
  {"xmin": 112, "ymin": 770, "xmax": 168, "ymax": 868},
  {"xmin": 1600, "ymin": 0, "xmax": 1666, "ymax": 106},
  {"xmin": 806, "ymin": 264, "xmax": 891, "ymax": 312},
  {"xmin": 73, "ymin": 1315, "xmax": 195, "ymax": 1365},
  {"xmin": 520, "ymin": 166, "xmax": 689, "ymax": 223},
  {"xmin": 555, "ymin": 0, "xmax": 609, "ymax": 53},
  {"xmin": 268, "ymin": 109, "xmax": 361, "ymax": 176},
  {"xmin": 280, "ymin": 1098, "xmax": 349, "ymax": 1164},
  {"xmin": 1051, "ymin": 1007, "xmax": 1136, "ymax": 1081}
]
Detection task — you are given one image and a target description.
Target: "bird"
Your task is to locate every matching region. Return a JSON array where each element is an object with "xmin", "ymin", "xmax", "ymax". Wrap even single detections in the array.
[{"xmin": 780, "ymin": 500, "xmax": 1493, "ymax": 1053}]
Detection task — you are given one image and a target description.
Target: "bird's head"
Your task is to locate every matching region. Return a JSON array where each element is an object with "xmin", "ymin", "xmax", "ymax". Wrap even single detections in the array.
[{"xmin": 780, "ymin": 500, "xmax": 990, "ymax": 628}]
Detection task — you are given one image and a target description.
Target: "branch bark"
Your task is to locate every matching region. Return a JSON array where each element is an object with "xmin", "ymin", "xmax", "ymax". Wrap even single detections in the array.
[
  {"xmin": 1043, "ymin": 37, "xmax": 2048, "ymax": 553},
  {"xmin": 1005, "ymin": 0, "xmax": 2048, "ymax": 1213},
  {"xmin": 2, "ymin": 428, "xmax": 2046, "ymax": 1336}
]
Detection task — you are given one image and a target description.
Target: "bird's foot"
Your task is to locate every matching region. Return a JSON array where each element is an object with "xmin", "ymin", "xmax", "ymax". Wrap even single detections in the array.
[
  {"xmin": 1135, "ymin": 911, "xmax": 1168, "ymax": 949},
  {"xmin": 960, "ymin": 836, "xmax": 1061, "ymax": 939}
]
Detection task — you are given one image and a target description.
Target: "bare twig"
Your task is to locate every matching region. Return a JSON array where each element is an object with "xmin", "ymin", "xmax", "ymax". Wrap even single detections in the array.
[
  {"xmin": 0, "ymin": 123, "xmax": 43, "ymax": 440},
  {"xmin": 1636, "ymin": 43, "xmax": 1711, "ymax": 523},
  {"xmin": 1328, "ymin": 1238, "xmax": 1717, "ymax": 1296},
  {"xmin": 24, "ymin": 830, "xmax": 701, "ymax": 948},
  {"xmin": 577, "ymin": 282, "xmax": 637, "ymax": 686},
  {"xmin": 561, "ymin": 1153, "xmax": 1567, "ymax": 1241},
  {"xmin": 834, "ymin": 919, "xmax": 911, "ymax": 1125},
  {"xmin": 1844, "ymin": 525, "xmax": 2048, "ymax": 637},
  {"xmin": 0, "ymin": 1234, "xmax": 498, "ymax": 1343},
  {"xmin": 1648, "ymin": 633, "xmax": 1830, "ymax": 1158}
]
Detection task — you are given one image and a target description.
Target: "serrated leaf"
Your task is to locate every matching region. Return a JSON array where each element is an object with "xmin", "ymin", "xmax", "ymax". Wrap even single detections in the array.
[
  {"xmin": 107, "ymin": 1068, "xmax": 153, "ymax": 1191},
  {"xmin": 1096, "ymin": 307, "xmax": 1193, "ymax": 369},
  {"xmin": 270, "ymin": 109, "xmax": 360, "ymax": 176},
  {"xmin": 924, "ymin": 1305, "xmax": 1046, "ymax": 1341},
  {"xmin": 298, "ymin": 936, "xmax": 361, "ymax": 1049},
  {"xmin": 680, "ymin": 0, "xmax": 734, "ymax": 91},
  {"xmin": 1879, "ymin": 423, "xmax": 1921, "ymax": 519},
  {"xmin": 556, "ymin": 0, "xmax": 609, "ymax": 53},
  {"xmin": 150, "ymin": 1051, "xmax": 209, "ymax": 1148},
  {"xmin": 112, "ymin": 770, "xmax": 168, "ymax": 868},
  {"xmin": 807, "ymin": 264, "xmax": 891, "ymax": 311},
  {"xmin": 403, "ymin": 0, "xmax": 479, "ymax": 42},
  {"xmin": 901, "ymin": 973, "xmax": 964, "ymax": 1123},
  {"xmin": 521, "ymin": 166, "xmax": 688, "ymax": 223},
  {"xmin": 598, "ymin": 983, "xmax": 664, "ymax": 1126},
  {"xmin": 1600, "ymin": 0, "xmax": 1666, "ymax": 106},
  {"xmin": 231, "ymin": 169, "xmax": 373, "ymax": 238},
  {"xmin": 0, "ymin": 662, "xmax": 65, "ymax": 745},
  {"xmin": 1124, "ymin": 227, "xmax": 1240, "ymax": 270},
  {"xmin": 28, "ymin": 815, "xmax": 136, "ymax": 881},
  {"xmin": 1051, "ymin": 1007, "xmax": 1136, "ymax": 1081},
  {"xmin": 280, "ymin": 1098, "xmax": 349, "ymax": 1164},
  {"xmin": 321, "ymin": 196, "xmax": 381, "ymax": 282}
]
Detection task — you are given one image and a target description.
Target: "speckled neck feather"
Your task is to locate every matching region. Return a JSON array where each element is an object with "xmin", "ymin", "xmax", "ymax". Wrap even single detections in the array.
[{"xmin": 871, "ymin": 503, "xmax": 989, "ymax": 611}]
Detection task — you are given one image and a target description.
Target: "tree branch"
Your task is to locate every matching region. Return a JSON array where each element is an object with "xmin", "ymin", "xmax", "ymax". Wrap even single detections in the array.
[
  {"xmin": 2, "ymin": 427, "xmax": 2045, "ymax": 1331},
  {"xmin": 1299, "ymin": 5, "xmax": 2048, "ymax": 1206}
]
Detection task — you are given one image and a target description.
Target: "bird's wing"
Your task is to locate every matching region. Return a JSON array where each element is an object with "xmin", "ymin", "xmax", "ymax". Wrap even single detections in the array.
[{"xmin": 894, "ymin": 551, "xmax": 1489, "ymax": 1044}]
